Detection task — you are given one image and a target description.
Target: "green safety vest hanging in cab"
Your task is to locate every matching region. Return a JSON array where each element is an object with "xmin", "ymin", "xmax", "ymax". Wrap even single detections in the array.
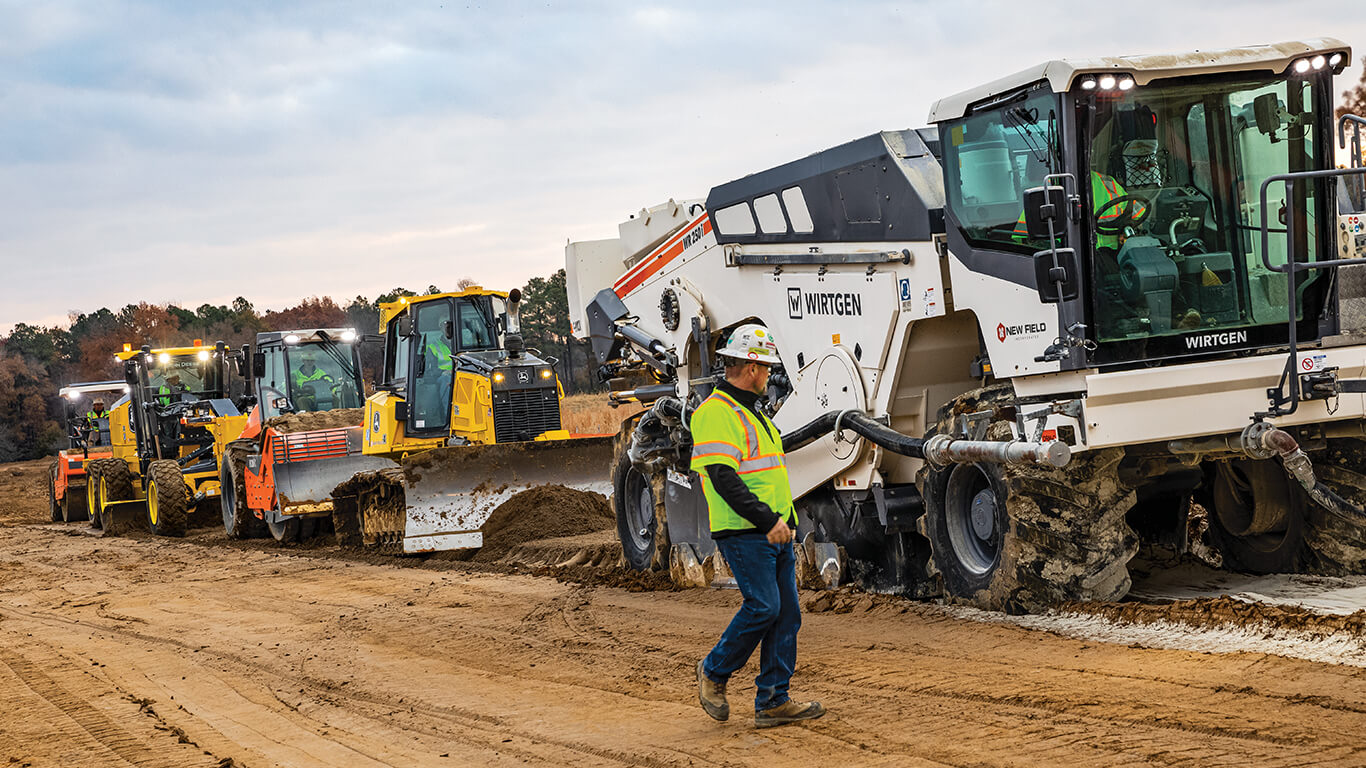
[{"xmin": 689, "ymin": 389, "xmax": 796, "ymax": 534}]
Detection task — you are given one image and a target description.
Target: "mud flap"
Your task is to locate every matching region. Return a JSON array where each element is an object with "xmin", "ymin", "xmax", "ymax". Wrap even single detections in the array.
[
  {"xmin": 100, "ymin": 499, "xmax": 146, "ymax": 536},
  {"xmin": 398, "ymin": 437, "xmax": 615, "ymax": 554}
]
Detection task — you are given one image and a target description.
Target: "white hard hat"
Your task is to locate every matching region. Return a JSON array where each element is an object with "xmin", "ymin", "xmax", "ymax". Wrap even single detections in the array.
[{"xmin": 718, "ymin": 324, "xmax": 780, "ymax": 365}]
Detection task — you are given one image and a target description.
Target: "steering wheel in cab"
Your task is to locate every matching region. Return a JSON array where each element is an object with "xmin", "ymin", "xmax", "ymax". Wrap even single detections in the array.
[{"xmin": 1094, "ymin": 194, "xmax": 1152, "ymax": 235}]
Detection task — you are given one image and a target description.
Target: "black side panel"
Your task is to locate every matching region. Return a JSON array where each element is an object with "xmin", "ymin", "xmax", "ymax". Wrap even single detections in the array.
[
  {"xmin": 705, "ymin": 130, "xmax": 943, "ymax": 244},
  {"xmin": 584, "ymin": 288, "xmax": 630, "ymax": 365}
]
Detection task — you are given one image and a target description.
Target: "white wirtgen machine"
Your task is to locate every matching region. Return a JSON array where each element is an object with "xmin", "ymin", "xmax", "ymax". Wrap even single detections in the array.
[{"xmin": 567, "ymin": 38, "xmax": 1366, "ymax": 611}]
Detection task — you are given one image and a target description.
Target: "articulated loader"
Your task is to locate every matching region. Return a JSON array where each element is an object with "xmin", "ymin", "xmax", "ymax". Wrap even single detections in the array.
[
  {"xmin": 218, "ymin": 327, "xmax": 389, "ymax": 541},
  {"xmin": 86, "ymin": 342, "xmax": 245, "ymax": 536},
  {"xmin": 47, "ymin": 380, "xmax": 127, "ymax": 523},
  {"xmin": 327, "ymin": 287, "xmax": 613, "ymax": 553},
  {"xmin": 567, "ymin": 38, "xmax": 1366, "ymax": 611}
]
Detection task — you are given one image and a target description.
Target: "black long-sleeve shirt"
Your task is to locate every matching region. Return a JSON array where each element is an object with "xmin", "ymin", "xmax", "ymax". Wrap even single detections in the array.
[{"xmin": 704, "ymin": 380, "xmax": 789, "ymax": 539}]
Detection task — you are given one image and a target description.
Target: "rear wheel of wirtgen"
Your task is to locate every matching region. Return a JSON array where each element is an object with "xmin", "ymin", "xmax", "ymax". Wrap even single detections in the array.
[
  {"xmin": 146, "ymin": 460, "xmax": 188, "ymax": 537},
  {"xmin": 1200, "ymin": 458, "xmax": 1303, "ymax": 574},
  {"xmin": 612, "ymin": 426, "xmax": 669, "ymax": 571},
  {"xmin": 267, "ymin": 514, "xmax": 300, "ymax": 543},
  {"xmin": 921, "ymin": 386, "xmax": 1137, "ymax": 614}
]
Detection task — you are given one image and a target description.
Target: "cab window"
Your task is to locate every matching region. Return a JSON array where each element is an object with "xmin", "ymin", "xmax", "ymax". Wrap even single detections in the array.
[{"xmin": 941, "ymin": 85, "xmax": 1063, "ymax": 253}]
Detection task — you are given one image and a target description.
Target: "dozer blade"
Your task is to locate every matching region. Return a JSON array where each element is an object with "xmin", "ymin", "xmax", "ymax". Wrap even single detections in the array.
[
  {"xmin": 398, "ymin": 436, "xmax": 615, "ymax": 553},
  {"xmin": 274, "ymin": 453, "xmax": 397, "ymax": 514}
]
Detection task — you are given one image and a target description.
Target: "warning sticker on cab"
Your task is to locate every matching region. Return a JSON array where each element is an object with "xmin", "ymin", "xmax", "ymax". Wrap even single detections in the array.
[{"xmin": 1300, "ymin": 354, "xmax": 1327, "ymax": 373}]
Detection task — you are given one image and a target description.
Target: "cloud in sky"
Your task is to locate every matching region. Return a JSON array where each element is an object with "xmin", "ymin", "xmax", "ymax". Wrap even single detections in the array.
[{"xmin": 1, "ymin": 1, "xmax": 1364, "ymax": 333}]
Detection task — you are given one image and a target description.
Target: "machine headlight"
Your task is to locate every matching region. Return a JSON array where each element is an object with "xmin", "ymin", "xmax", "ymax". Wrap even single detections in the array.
[
  {"xmin": 158, "ymin": 353, "xmax": 171, "ymax": 364},
  {"xmin": 285, "ymin": 334, "xmax": 300, "ymax": 345},
  {"xmin": 197, "ymin": 350, "xmax": 210, "ymax": 362},
  {"xmin": 1311, "ymin": 55, "xmax": 1327, "ymax": 70},
  {"xmin": 1098, "ymin": 75, "xmax": 1117, "ymax": 90},
  {"xmin": 1294, "ymin": 58, "xmax": 1312, "ymax": 74},
  {"xmin": 340, "ymin": 329, "xmax": 357, "ymax": 343},
  {"xmin": 493, "ymin": 372, "xmax": 505, "ymax": 383},
  {"xmin": 1330, "ymin": 53, "xmax": 1345, "ymax": 68},
  {"xmin": 1079, "ymin": 77, "xmax": 1097, "ymax": 90},
  {"xmin": 540, "ymin": 369, "xmax": 553, "ymax": 379},
  {"xmin": 1117, "ymin": 77, "xmax": 1135, "ymax": 91},
  {"xmin": 66, "ymin": 392, "xmax": 81, "ymax": 401}
]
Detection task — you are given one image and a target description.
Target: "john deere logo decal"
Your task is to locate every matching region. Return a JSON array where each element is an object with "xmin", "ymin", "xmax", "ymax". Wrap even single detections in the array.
[{"xmin": 517, "ymin": 370, "xmax": 530, "ymax": 383}]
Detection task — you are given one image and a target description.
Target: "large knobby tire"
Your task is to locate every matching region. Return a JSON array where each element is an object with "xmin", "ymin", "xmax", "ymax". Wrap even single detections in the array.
[
  {"xmin": 85, "ymin": 460, "xmax": 105, "ymax": 529},
  {"xmin": 1300, "ymin": 437, "xmax": 1366, "ymax": 574},
  {"xmin": 921, "ymin": 387, "xmax": 1138, "ymax": 613},
  {"xmin": 48, "ymin": 462, "xmax": 62, "ymax": 522},
  {"xmin": 220, "ymin": 441, "xmax": 265, "ymax": 539},
  {"xmin": 146, "ymin": 460, "xmax": 189, "ymax": 537},
  {"xmin": 612, "ymin": 420, "xmax": 670, "ymax": 571},
  {"xmin": 1199, "ymin": 458, "xmax": 1304, "ymax": 573}
]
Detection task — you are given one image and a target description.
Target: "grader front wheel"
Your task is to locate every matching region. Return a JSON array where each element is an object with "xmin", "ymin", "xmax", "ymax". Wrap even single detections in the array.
[{"xmin": 146, "ymin": 460, "xmax": 188, "ymax": 537}]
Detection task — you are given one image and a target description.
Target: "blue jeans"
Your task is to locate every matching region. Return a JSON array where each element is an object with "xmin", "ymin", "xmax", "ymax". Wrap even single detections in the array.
[{"xmin": 702, "ymin": 533, "xmax": 801, "ymax": 712}]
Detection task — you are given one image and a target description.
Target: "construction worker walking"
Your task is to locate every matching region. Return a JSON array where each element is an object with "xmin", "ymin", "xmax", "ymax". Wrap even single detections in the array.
[{"xmin": 692, "ymin": 324, "xmax": 826, "ymax": 729}]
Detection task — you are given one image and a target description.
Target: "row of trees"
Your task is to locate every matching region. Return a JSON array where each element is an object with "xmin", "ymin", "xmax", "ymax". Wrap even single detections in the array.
[{"xmin": 0, "ymin": 270, "xmax": 595, "ymax": 462}]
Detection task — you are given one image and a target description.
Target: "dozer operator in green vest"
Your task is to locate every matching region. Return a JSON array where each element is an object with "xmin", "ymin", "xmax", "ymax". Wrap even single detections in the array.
[
  {"xmin": 692, "ymin": 323, "xmax": 826, "ymax": 730},
  {"xmin": 291, "ymin": 352, "xmax": 337, "ymax": 412}
]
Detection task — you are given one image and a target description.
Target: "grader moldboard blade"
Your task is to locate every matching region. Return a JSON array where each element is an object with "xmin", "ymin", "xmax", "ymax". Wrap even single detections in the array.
[{"xmin": 397, "ymin": 436, "xmax": 615, "ymax": 553}]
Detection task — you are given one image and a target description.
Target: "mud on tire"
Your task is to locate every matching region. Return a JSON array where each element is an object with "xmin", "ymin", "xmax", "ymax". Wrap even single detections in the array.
[
  {"xmin": 1301, "ymin": 437, "xmax": 1366, "ymax": 574},
  {"xmin": 147, "ymin": 459, "xmax": 188, "ymax": 537},
  {"xmin": 612, "ymin": 417, "xmax": 670, "ymax": 572},
  {"xmin": 921, "ymin": 386, "xmax": 1138, "ymax": 613},
  {"xmin": 221, "ymin": 440, "xmax": 266, "ymax": 539},
  {"xmin": 48, "ymin": 462, "xmax": 61, "ymax": 522}
]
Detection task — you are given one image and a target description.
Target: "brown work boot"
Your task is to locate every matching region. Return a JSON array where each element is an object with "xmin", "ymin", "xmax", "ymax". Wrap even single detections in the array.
[
  {"xmin": 755, "ymin": 699, "xmax": 826, "ymax": 729},
  {"xmin": 696, "ymin": 660, "xmax": 729, "ymax": 721}
]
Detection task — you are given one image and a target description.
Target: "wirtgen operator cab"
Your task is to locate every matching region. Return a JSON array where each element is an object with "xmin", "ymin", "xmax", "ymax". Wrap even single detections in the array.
[
  {"xmin": 47, "ymin": 380, "xmax": 127, "ymax": 523},
  {"xmin": 85, "ymin": 342, "xmax": 245, "ymax": 537},
  {"xmin": 930, "ymin": 38, "xmax": 1363, "ymax": 372}
]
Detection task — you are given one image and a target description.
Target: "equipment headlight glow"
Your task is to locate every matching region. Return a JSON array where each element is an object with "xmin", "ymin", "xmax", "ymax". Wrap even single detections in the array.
[
  {"xmin": 1311, "ymin": 55, "xmax": 1326, "ymax": 70},
  {"xmin": 1080, "ymin": 77, "xmax": 1097, "ymax": 90},
  {"xmin": 158, "ymin": 353, "xmax": 171, "ymax": 364},
  {"xmin": 66, "ymin": 392, "xmax": 81, "ymax": 401},
  {"xmin": 284, "ymin": 334, "xmax": 301, "ymax": 345},
  {"xmin": 197, "ymin": 350, "xmax": 210, "ymax": 362},
  {"xmin": 493, "ymin": 372, "xmax": 505, "ymax": 383},
  {"xmin": 1294, "ymin": 58, "xmax": 1312, "ymax": 74},
  {"xmin": 1098, "ymin": 75, "xmax": 1117, "ymax": 90},
  {"xmin": 1117, "ymin": 77, "xmax": 1135, "ymax": 91},
  {"xmin": 1330, "ymin": 53, "xmax": 1345, "ymax": 68},
  {"xmin": 540, "ymin": 369, "xmax": 553, "ymax": 379},
  {"xmin": 340, "ymin": 329, "xmax": 357, "ymax": 343}
]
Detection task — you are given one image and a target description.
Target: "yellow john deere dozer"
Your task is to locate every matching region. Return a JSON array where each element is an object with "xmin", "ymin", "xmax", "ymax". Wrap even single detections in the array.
[{"xmin": 326, "ymin": 287, "xmax": 613, "ymax": 553}]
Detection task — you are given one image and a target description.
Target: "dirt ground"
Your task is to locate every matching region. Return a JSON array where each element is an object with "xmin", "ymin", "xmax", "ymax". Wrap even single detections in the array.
[{"xmin": 3, "ymin": 459, "xmax": 1366, "ymax": 766}]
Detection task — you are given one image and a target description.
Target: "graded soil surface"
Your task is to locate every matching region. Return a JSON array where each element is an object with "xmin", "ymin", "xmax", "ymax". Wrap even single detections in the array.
[{"xmin": 2, "ymin": 459, "xmax": 1366, "ymax": 766}]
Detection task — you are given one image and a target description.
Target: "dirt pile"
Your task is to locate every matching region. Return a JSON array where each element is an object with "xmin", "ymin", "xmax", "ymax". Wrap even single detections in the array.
[
  {"xmin": 472, "ymin": 485, "xmax": 613, "ymax": 563},
  {"xmin": 265, "ymin": 408, "xmax": 363, "ymax": 434},
  {"xmin": 0, "ymin": 459, "xmax": 54, "ymax": 526},
  {"xmin": 1067, "ymin": 595, "xmax": 1366, "ymax": 638}
]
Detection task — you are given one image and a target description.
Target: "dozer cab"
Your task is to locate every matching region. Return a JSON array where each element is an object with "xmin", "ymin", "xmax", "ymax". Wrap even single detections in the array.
[
  {"xmin": 329, "ymin": 287, "xmax": 612, "ymax": 553},
  {"xmin": 568, "ymin": 39, "xmax": 1366, "ymax": 611},
  {"xmin": 218, "ymin": 328, "xmax": 391, "ymax": 541},
  {"xmin": 47, "ymin": 380, "xmax": 127, "ymax": 523},
  {"xmin": 86, "ymin": 342, "xmax": 246, "ymax": 536}
]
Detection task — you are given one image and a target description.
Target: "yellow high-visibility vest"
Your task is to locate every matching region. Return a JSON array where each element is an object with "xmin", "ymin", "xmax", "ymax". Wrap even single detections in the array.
[{"xmin": 689, "ymin": 389, "xmax": 796, "ymax": 534}]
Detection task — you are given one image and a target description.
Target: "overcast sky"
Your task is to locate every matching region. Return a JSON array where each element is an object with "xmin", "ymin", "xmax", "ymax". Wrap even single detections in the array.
[{"xmin": 2, "ymin": 1, "xmax": 1364, "ymax": 334}]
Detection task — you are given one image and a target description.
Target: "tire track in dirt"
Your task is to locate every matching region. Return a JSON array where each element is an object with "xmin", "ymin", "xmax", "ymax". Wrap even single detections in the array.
[{"xmin": 0, "ymin": 645, "xmax": 221, "ymax": 768}]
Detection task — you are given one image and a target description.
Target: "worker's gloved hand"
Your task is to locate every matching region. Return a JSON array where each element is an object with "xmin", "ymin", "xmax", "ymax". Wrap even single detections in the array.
[{"xmin": 766, "ymin": 518, "xmax": 794, "ymax": 545}]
